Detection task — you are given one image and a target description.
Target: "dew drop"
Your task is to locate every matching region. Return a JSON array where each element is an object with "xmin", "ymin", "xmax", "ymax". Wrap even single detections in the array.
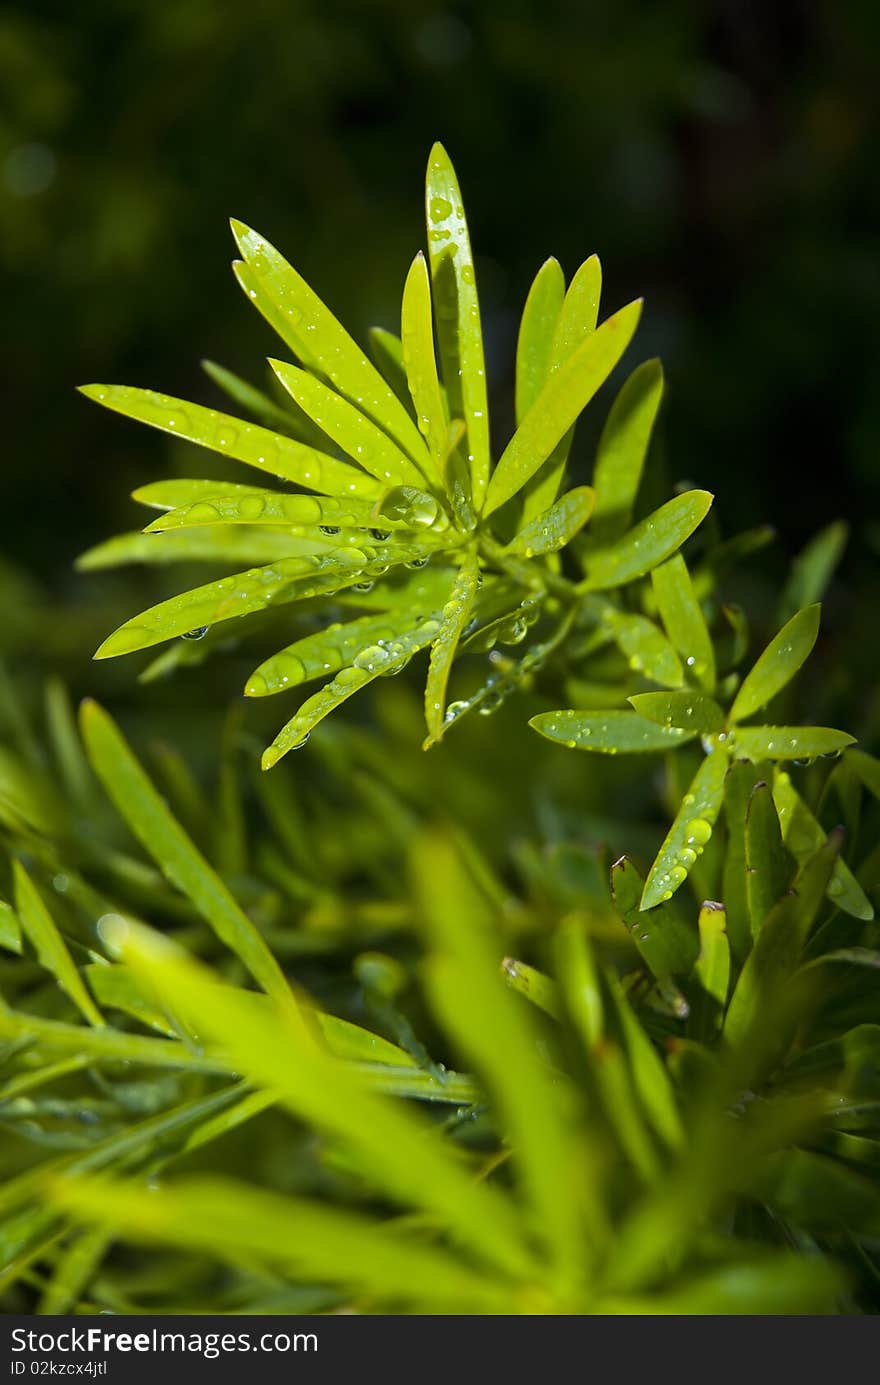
[{"xmin": 181, "ymin": 626, "xmax": 209, "ymax": 641}]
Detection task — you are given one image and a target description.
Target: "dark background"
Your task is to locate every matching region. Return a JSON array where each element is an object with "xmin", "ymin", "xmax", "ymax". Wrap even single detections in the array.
[{"xmin": 2, "ymin": 0, "xmax": 878, "ymax": 637}]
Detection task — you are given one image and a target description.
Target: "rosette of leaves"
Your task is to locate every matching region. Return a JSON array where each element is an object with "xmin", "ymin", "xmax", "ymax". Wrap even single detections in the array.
[{"xmin": 79, "ymin": 144, "xmax": 712, "ymax": 767}]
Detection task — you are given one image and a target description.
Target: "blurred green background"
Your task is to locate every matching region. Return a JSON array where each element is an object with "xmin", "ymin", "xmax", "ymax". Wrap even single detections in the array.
[{"xmin": 2, "ymin": 0, "xmax": 878, "ymax": 729}]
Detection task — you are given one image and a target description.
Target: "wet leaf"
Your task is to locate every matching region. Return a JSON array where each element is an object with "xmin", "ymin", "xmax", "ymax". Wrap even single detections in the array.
[
  {"xmin": 13, "ymin": 864, "xmax": 103, "ymax": 1027},
  {"xmin": 773, "ymin": 771, "xmax": 874, "ymax": 921},
  {"xmin": 401, "ymin": 252, "xmax": 448, "ymax": 472},
  {"xmin": 580, "ymin": 491, "xmax": 713, "ymax": 592},
  {"xmin": 424, "ymin": 553, "xmax": 480, "ymax": 745},
  {"xmin": 641, "ymin": 749, "xmax": 727, "ymax": 910},
  {"xmin": 629, "ymin": 691, "xmax": 725, "ymax": 735},
  {"xmin": 745, "ymin": 781, "xmax": 793, "ymax": 936},
  {"xmin": 603, "ymin": 611, "xmax": 684, "ymax": 687},
  {"xmin": 589, "ymin": 359, "xmax": 664, "ymax": 548},
  {"xmin": 246, "ymin": 610, "xmax": 427, "ymax": 697},
  {"xmin": 530, "ymin": 709, "xmax": 696, "ymax": 754},
  {"xmin": 201, "ymin": 358, "xmax": 322, "ymax": 445},
  {"xmin": 732, "ymin": 726, "xmax": 854, "ymax": 762},
  {"xmin": 729, "ymin": 604, "xmax": 820, "ymax": 723},
  {"xmin": 651, "ymin": 553, "xmax": 715, "ymax": 692},
  {"xmin": 507, "ymin": 486, "xmax": 595, "ymax": 558},
  {"xmin": 515, "ymin": 257, "xmax": 564, "ymax": 423},
  {"xmin": 611, "ymin": 855, "xmax": 698, "ymax": 984}
]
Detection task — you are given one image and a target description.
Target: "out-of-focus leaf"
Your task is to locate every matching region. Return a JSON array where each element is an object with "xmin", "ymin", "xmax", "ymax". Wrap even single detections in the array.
[
  {"xmin": 0, "ymin": 899, "xmax": 22, "ymax": 955},
  {"xmin": 729, "ymin": 605, "xmax": 820, "ymax": 723},
  {"xmin": 80, "ymin": 701, "xmax": 290, "ymax": 1002},
  {"xmin": 732, "ymin": 727, "xmax": 855, "ymax": 762},
  {"xmin": 500, "ymin": 958, "xmax": 561, "ymax": 1021},
  {"xmin": 745, "ymin": 781, "xmax": 793, "ymax": 936},
  {"xmin": 641, "ymin": 750, "xmax": 727, "ymax": 910},
  {"xmin": 611, "ymin": 856, "xmax": 698, "ymax": 988},
  {"xmin": 651, "ymin": 553, "xmax": 716, "ymax": 692},
  {"xmin": 603, "ymin": 612, "xmax": 683, "ymax": 687},
  {"xmin": 507, "ymin": 487, "xmax": 595, "ymax": 558},
  {"xmin": 601, "ymin": 1256, "xmax": 845, "ymax": 1315},
  {"xmin": 78, "ymin": 385, "xmax": 376, "ymax": 498},
  {"xmin": 271, "ymin": 360, "xmax": 427, "ymax": 489},
  {"xmin": 13, "ymin": 864, "xmax": 103, "ymax": 1027},
  {"xmin": 629, "ymin": 691, "xmax": 725, "ymax": 735},
  {"xmin": 724, "ymin": 832, "xmax": 842, "ymax": 1048},
  {"xmin": 485, "ymin": 300, "xmax": 642, "ymax": 516},
  {"xmin": 847, "ymin": 749, "xmax": 880, "ymax": 800},
  {"xmin": 722, "ymin": 761, "xmax": 763, "ymax": 959},
  {"xmin": 84, "ymin": 963, "xmax": 177, "ymax": 1036},
  {"xmin": 606, "ymin": 972, "xmax": 683, "ymax": 1149},
  {"xmin": 779, "ymin": 522, "xmax": 848, "ymax": 623},
  {"xmin": 530, "ymin": 709, "xmax": 696, "ymax": 754},
  {"xmin": 589, "ymin": 359, "xmax": 664, "ymax": 549},
  {"xmin": 263, "ymin": 615, "xmax": 446, "ymax": 768},
  {"xmin": 515, "ymin": 258, "xmax": 564, "ymax": 423},
  {"xmin": 580, "ymin": 491, "xmax": 713, "ymax": 592},
  {"xmin": 231, "ymin": 221, "xmax": 430, "ymax": 472},
  {"xmin": 401, "ymin": 252, "xmax": 448, "ymax": 472},
  {"xmin": 37, "ymin": 1226, "xmax": 112, "ymax": 1316},
  {"xmin": 695, "ymin": 902, "xmax": 730, "ymax": 1010},
  {"xmin": 52, "ymin": 1175, "xmax": 511, "ymax": 1313},
  {"xmin": 773, "ymin": 771, "xmax": 874, "ymax": 921},
  {"xmin": 424, "ymin": 554, "xmax": 480, "ymax": 745},
  {"xmin": 425, "ymin": 144, "xmax": 490, "ymax": 508},
  {"xmin": 720, "ymin": 602, "xmax": 749, "ymax": 669},
  {"xmin": 750, "ymin": 1149, "xmax": 880, "ymax": 1235}
]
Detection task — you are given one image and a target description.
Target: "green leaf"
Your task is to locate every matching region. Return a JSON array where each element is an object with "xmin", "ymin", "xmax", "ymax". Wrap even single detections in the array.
[
  {"xmin": 78, "ymin": 385, "xmax": 377, "ymax": 498},
  {"xmin": 425, "ymin": 144, "xmax": 490, "ymax": 508},
  {"xmin": 779, "ymin": 521, "xmax": 848, "ymax": 623},
  {"xmin": 602, "ymin": 1256, "xmax": 845, "ymax": 1315},
  {"xmin": 745, "ymin": 781, "xmax": 793, "ymax": 936},
  {"xmin": 52, "ymin": 1175, "xmax": 510, "ymax": 1313},
  {"xmin": 611, "ymin": 856, "xmax": 698, "ymax": 989},
  {"xmin": 116, "ymin": 926, "xmax": 534, "ymax": 1279},
  {"xmin": 144, "ymin": 488, "xmax": 395, "ymax": 532},
  {"xmin": 603, "ymin": 611, "xmax": 684, "ymax": 687},
  {"xmin": 641, "ymin": 749, "xmax": 728, "ymax": 910},
  {"xmin": 606, "ymin": 972, "xmax": 683, "ymax": 1149},
  {"xmin": 515, "ymin": 258, "xmax": 564, "ymax": 423},
  {"xmin": 13, "ymin": 865, "xmax": 103, "ymax": 1027},
  {"xmin": 368, "ymin": 327, "xmax": 414, "ymax": 414},
  {"xmin": 589, "ymin": 359, "xmax": 664, "ymax": 549},
  {"xmin": 423, "ymin": 553, "xmax": 480, "ymax": 745},
  {"xmin": 724, "ymin": 832, "xmax": 842, "ymax": 1048},
  {"xmin": 507, "ymin": 487, "xmax": 595, "ymax": 558},
  {"xmin": 80, "ymin": 701, "xmax": 290, "ymax": 1003},
  {"xmin": 245, "ymin": 610, "xmax": 427, "ymax": 697},
  {"xmin": 0, "ymin": 899, "xmax": 22, "ymax": 955},
  {"xmin": 270, "ymin": 360, "xmax": 427, "ymax": 489},
  {"xmin": 77, "ymin": 528, "xmax": 323, "ymax": 572},
  {"xmin": 83, "ymin": 963, "xmax": 177, "ymax": 1036},
  {"xmin": 773, "ymin": 770, "xmax": 874, "ymax": 921},
  {"xmin": 628, "ymin": 691, "xmax": 725, "ymax": 735},
  {"xmin": 729, "ymin": 604, "xmax": 821, "ymax": 723},
  {"xmin": 131, "ymin": 478, "xmax": 272, "ymax": 512},
  {"xmin": 651, "ymin": 553, "xmax": 716, "ymax": 692},
  {"xmin": 401, "ymin": 252, "xmax": 448, "ymax": 472},
  {"xmin": 521, "ymin": 257, "xmax": 603, "ymax": 520},
  {"xmin": 231, "ymin": 221, "xmax": 430, "ymax": 472},
  {"xmin": 695, "ymin": 902, "xmax": 730, "ymax": 1010},
  {"xmin": 412, "ymin": 833, "xmax": 585, "ymax": 1281},
  {"xmin": 485, "ymin": 299, "xmax": 642, "ymax": 517},
  {"xmin": 263, "ymin": 616, "xmax": 446, "ymax": 768},
  {"xmin": 500, "ymin": 958, "xmax": 562, "ymax": 1021},
  {"xmin": 201, "ymin": 358, "xmax": 323, "ymax": 445},
  {"xmin": 847, "ymin": 748, "xmax": 880, "ymax": 800},
  {"xmin": 720, "ymin": 602, "xmax": 749, "ymax": 669},
  {"xmin": 720, "ymin": 760, "xmax": 762, "ymax": 958},
  {"xmin": 37, "ymin": 1226, "xmax": 112, "ymax": 1316},
  {"xmin": 580, "ymin": 491, "xmax": 713, "ymax": 592},
  {"xmin": 731, "ymin": 726, "xmax": 855, "ymax": 761},
  {"xmin": 530, "ymin": 709, "xmax": 697, "ymax": 754}
]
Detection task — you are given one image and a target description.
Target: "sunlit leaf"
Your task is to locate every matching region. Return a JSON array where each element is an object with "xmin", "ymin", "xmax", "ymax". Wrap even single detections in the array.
[
  {"xmin": 651, "ymin": 553, "xmax": 715, "ymax": 692},
  {"xmin": 589, "ymin": 359, "xmax": 664, "ymax": 549},
  {"xmin": 77, "ymin": 528, "xmax": 321, "ymax": 572},
  {"xmin": 507, "ymin": 487, "xmax": 595, "ymax": 559},
  {"xmin": 530, "ymin": 708, "xmax": 696, "ymax": 754},
  {"xmin": 485, "ymin": 300, "xmax": 642, "ymax": 516},
  {"xmin": 695, "ymin": 902, "xmax": 730, "ymax": 1011},
  {"xmin": 629, "ymin": 691, "xmax": 725, "ymax": 735},
  {"xmin": 201, "ymin": 358, "xmax": 324, "ymax": 445},
  {"xmin": 368, "ymin": 327, "xmax": 414, "ymax": 414},
  {"xmin": 425, "ymin": 143, "xmax": 490, "ymax": 508},
  {"xmin": 732, "ymin": 726, "xmax": 854, "ymax": 761},
  {"xmin": 246, "ymin": 610, "xmax": 427, "ymax": 697},
  {"xmin": 78, "ymin": 385, "xmax": 376, "ymax": 497},
  {"xmin": 729, "ymin": 604, "xmax": 820, "ymax": 723},
  {"xmin": 515, "ymin": 258, "xmax": 564, "ymax": 423},
  {"xmin": 641, "ymin": 749, "xmax": 727, "ymax": 910},
  {"xmin": 401, "ymin": 252, "xmax": 448, "ymax": 472},
  {"xmin": 423, "ymin": 553, "xmax": 480, "ymax": 745},
  {"xmin": 580, "ymin": 491, "xmax": 713, "ymax": 592},
  {"xmin": 603, "ymin": 611, "xmax": 684, "ymax": 688},
  {"xmin": 144, "ymin": 489, "xmax": 394, "ymax": 532}
]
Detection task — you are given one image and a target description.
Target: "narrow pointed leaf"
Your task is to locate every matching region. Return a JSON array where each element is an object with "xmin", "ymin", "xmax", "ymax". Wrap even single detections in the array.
[
  {"xmin": 231, "ymin": 221, "xmax": 431, "ymax": 470},
  {"xmin": 145, "ymin": 490, "xmax": 393, "ymax": 532},
  {"xmin": 722, "ymin": 761, "xmax": 765, "ymax": 958},
  {"xmin": 77, "ymin": 528, "xmax": 321, "ymax": 571},
  {"xmin": 485, "ymin": 300, "xmax": 642, "ymax": 516},
  {"xmin": 604, "ymin": 611, "xmax": 684, "ymax": 687},
  {"xmin": 589, "ymin": 359, "xmax": 664, "ymax": 548},
  {"xmin": 581, "ymin": 491, "xmax": 713, "ymax": 592},
  {"xmin": 401, "ymin": 252, "xmax": 448, "ymax": 470},
  {"xmin": 246, "ymin": 610, "xmax": 427, "ymax": 697},
  {"xmin": 629, "ymin": 691, "xmax": 725, "ymax": 735},
  {"xmin": 500, "ymin": 958, "xmax": 562, "ymax": 1021},
  {"xmin": 530, "ymin": 708, "xmax": 696, "ymax": 753},
  {"xmin": 641, "ymin": 749, "xmax": 727, "ymax": 910},
  {"xmin": 515, "ymin": 257, "xmax": 565, "ymax": 423},
  {"xmin": 732, "ymin": 726, "xmax": 855, "ymax": 762},
  {"xmin": 424, "ymin": 553, "xmax": 480, "ymax": 745},
  {"xmin": 79, "ymin": 385, "xmax": 377, "ymax": 497},
  {"xmin": 730, "ymin": 604, "xmax": 821, "ymax": 723},
  {"xmin": 132, "ymin": 478, "xmax": 280, "ymax": 513},
  {"xmin": 606, "ymin": 973, "xmax": 683, "ymax": 1149},
  {"xmin": 368, "ymin": 327, "xmax": 414, "ymax": 413},
  {"xmin": 425, "ymin": 144, "xmax": 490, "ymax": 507},
  {"xmin": 201, "ymin": 358, "xmax": 324, "ymax": 445},
  {"xmin": 0, "ymin": 900, "xmax": 22, "ymax": 955},
  {"xmin": 611, "ymin": 856, "xmax": 698, "ymax": 985},
  {"xmin": 271, "ymin": 360, "xmax": 427, "ymax": 488},
  {"xmin": 695, "ymin": 902, "xmax": 730, "ymax": 1009},
  {"xmin": 779, "ymin": 521, "xmax": 848, "ymax": 623},
  {"xmin": 264, "ymin": 616, "xmax": 445, "ymax": 768},
  {"xmin": 507, "ymin": 487, "xmax": 595, "ymax": 558},
  {"xmin": 80, "ymin": 701, "xmax": 289, "ymax": 1002},
  {"xmin": 844, "ymin": 748, "xmax": 880, "ymax": 800},
  {"xmin": 651, "ymin": 553, "xmax": 716, "ymax": 692},
  {"xmin": 773, "ymin": 770, "xmax": 874, "ymax": 920},
  {"xmin": 745, "ymin": 781, "xmax": 793, "ymax": 936},
  {"xmin": 13, "ymin": 865, "xmax": 103, "ymax": 1027}
]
